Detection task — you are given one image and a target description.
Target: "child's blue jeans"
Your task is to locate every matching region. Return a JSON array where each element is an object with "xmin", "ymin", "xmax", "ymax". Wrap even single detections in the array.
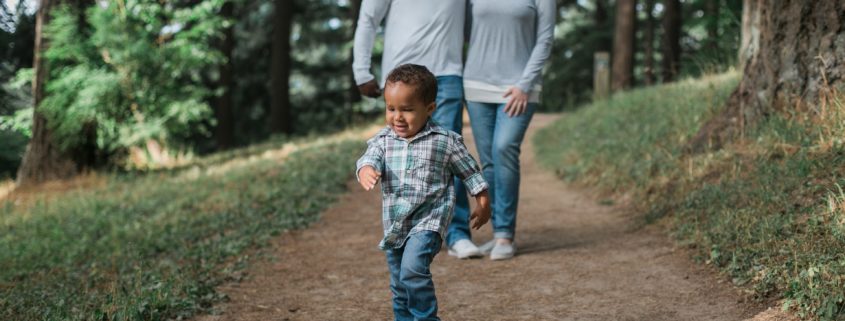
[{"xmin": 385, "ymin": 231, "xmax": 442, "ymax": 321}]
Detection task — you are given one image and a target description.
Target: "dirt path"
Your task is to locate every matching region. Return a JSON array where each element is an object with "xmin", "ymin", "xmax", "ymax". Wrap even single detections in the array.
[{"xmin": 196, "ymin": 114, "xmax": 784, "ymax": 321}]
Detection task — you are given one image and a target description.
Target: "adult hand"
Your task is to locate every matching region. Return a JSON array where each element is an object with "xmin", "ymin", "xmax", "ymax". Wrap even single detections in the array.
[
  {"xmin": 503, "ymin": 86, "xmax": 529, "ymax": 117},
  {"xmin": 358, "ymin": 79, "xmax": 382, "ymax": 98},
  {"xmin": 357, "ymin": 166, "xmax": 381, "ymax": 191}
]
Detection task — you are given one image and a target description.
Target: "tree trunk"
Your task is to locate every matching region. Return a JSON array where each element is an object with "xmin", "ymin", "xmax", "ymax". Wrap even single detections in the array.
[
  {"xmin": 346, "ymin": 0, "xmax": 362, "ymax": 126},
  {"xmin": 690, "ymin": 0, "xmax": 845, "ymax": 152},
  {"xmin": 643, "ymin": 0, "xmax": 656, "ymax": 86},
  {"xmin": 705, "ymin": 0, "xmax": 719, "ymax": 52},
  {"xmin": 269, "ymin": 0, "xmax": 293, "ymax": 134},
  {"xmin": 661, "ymin": 0, "xmax": 682, "ymax": 82},
  {"xmin": 611, "ymin": 0, "xmax": 636, "ymax": 92},
  {"xmin": 738, "ymin": 0, "xmax": 760, "ymax": 68},
  {"xmin": 594, "ymin": 0, "xmax": 611, "ymax": 53},
  {"xmin": 16, "ymin": 0, "xmax": 84, "ymax": 187},
  {"xmin": 215, "ymin": 0, "xmax": 235, "ymax": 149}
]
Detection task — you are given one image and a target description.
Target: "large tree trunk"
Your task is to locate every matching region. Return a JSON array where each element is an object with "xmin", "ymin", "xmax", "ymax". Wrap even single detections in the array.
[
  {"xmin": 661, "ymin": 0, "xmax": 682, "ymax": 82},
  {"xmin": 269, "ymin": 0, "xmax": 293, "ymax": 134},
  {"xmin": 611, "ymin": 0, "xmax": 636, "ymax": 92},
  {"xmin": 690, "ymin": 0, "xmax": 845, "ymax": 152},
  {"xmin": 215, "ymin": 0, "xmax": 235, "ymax": 149},
  {"xmin": 738, "ymin": 0, "xmax": 760, "ymax": 68},
  {"xmin": 16, "ymin": 0, "xmax": 84, "ymax": 187},
  {"xmin": 643, "ymin": 0, "xmax": 656, "ymax": 86}
]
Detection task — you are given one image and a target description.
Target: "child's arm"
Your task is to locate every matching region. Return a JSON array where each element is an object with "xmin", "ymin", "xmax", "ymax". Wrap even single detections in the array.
[
  {"xmin": 447, "ymin": 135, "xmax": 491, "ymax": 229},
  {"xmin": 356, "ymin": 135, "xmax": 385, "ymax": 191}
]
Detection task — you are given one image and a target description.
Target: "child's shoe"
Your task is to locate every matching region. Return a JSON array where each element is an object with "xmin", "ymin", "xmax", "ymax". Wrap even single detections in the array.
[{"xmin": 447, "ymin": 239, "xmax": 482, "ymax": 259}]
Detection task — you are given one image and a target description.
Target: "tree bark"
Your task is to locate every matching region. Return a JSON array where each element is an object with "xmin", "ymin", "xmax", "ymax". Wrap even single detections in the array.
[
  {"xmin": 215, "ymin": 0, "xmax": 235, "ymax": 149},
  {"xmin": 738, "ymin": 0, "xmax": 760, "ymax": 68},
  {"xmin": 643, "ymin": 0, "xmax": 656, "ymax": 86},
  {"xmin": 661, "ymin": 0, "xmax": 682, "ymax": 82},
  {"xmin": 16, "ymin": 0, "xmax": 85, "ymax": 187},
  {"xmin": 690, "ymin": 0, "xmax": 845, "ymax": 152},
  {"xmin": 611, "ymin": 0, "xmax": 636, "ymax": 92},
  {"xmin": 269, "ymin": 0, "xmax": 293, "ymax": 134}
]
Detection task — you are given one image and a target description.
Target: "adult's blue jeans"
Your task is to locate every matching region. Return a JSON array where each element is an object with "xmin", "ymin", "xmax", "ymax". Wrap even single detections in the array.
[
  {"xmin": 464, "ymin": 101, "xmax": 536, "ymax": 240},
  {"xmin": 385, "ymin": 231, "xmax": 442, "ymax": 321},
  {"xmin": 431, "ymin": 76, "xmax": 471, "ymax": 247}
]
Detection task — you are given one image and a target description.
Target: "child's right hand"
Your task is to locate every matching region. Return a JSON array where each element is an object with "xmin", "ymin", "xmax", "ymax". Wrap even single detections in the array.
[{"xmin": 357, "ymin": 166, "xmax": 381, "ymax": 191}]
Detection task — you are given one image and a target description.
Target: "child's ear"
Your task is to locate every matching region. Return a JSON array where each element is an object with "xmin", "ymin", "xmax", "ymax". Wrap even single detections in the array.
[{"xmin": 426, "ymin": 102, "xmax": 436, "ymax": 116}]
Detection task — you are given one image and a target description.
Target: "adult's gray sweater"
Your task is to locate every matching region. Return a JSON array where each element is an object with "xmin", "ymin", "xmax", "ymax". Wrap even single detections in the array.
[
  {"xmin": 352, "ymin": 0, "xmax": 465, "ymax": 87},
  {"xmin": 463, "ymin": 0, "xmax": 556, "ymax": 95}
]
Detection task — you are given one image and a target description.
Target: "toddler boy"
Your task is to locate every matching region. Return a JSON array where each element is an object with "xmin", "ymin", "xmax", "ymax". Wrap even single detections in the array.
[{"xmin": 356, "ymin": 64, "xmax": 491, "ymax": 320}]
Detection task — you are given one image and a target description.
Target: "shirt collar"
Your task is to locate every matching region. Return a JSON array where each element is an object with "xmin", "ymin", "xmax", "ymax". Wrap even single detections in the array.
[{"xmin": 387, "ymin": 120, "xmax": 448, "ymax": 141}]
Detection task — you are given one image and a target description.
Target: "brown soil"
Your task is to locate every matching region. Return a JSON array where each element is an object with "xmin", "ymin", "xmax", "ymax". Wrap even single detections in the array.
[{"xmin": 195, "ymin": 114, "xmax": 794, "ymax": 321}]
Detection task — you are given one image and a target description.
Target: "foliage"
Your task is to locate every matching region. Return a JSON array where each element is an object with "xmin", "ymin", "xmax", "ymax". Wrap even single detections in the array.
[
  {"xmin": 0, "ymin": 2, "xmax": 35, "ymax": 179},
  {"xmin": 35, "ymin": 1, "xmax": 227, "ymax": 155},
  {"xmin": 544, "ymin": 0, "xmax": 743, "ymax": 110},
  {"xmin": 535, "ymin": 72, "xmax": 845, "ymax": 320},
  {"xmin": 0, "ymin": 137, "xmax": 363, "ymax": 320}
]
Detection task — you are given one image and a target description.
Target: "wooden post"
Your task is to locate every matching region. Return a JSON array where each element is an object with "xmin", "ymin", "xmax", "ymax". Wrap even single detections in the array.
[{"xmin": 594, "ymin": 52, "xmax": 610, "ymax": 100}]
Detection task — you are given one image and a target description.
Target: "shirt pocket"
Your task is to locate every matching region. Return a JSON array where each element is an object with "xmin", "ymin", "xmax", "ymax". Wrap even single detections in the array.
[{"xmin": 412, "ymin": 160, "xmax": 438, "ymax": 188}]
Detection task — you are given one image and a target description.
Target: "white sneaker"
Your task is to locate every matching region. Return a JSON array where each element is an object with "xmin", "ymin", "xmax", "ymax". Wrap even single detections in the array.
[
  {"xmin": 478, "ymin": 240, "xmax": 496, "ymax": 254},
  {"xmin": 490, "ymin": 241, "xmax": 516, "ymax": 260},
  {"xmin": 447, "ymin": 239, "xmax": 483, "ymax": 259}
]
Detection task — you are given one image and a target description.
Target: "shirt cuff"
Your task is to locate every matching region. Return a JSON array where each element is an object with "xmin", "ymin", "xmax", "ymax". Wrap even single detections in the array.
[
  {"xmin": 355, "ymin": 72, "xmax": 376, "ymax": 86},
  {"xmin": 516, "ymin": 81, "xmax": 533, "ymax": 95},
  {"xmin": 463, "ymin": 172, "xmax": 488, "ymax": 196}
]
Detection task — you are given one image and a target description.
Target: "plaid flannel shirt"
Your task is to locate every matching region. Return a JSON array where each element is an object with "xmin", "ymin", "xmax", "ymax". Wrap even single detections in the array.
[{"xmin": 356, "ymin": 121, "xmax": 488, "ymax": 250}]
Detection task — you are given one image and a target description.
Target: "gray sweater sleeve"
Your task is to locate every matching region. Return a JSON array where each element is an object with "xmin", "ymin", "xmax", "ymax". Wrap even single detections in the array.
[
  {"xmin": 516, "ymin": 0, "xmax": 556, "ymax": 93},
  {"xmin": 352, "ymin": 0, "xmax": 390, "ymax": 85}
]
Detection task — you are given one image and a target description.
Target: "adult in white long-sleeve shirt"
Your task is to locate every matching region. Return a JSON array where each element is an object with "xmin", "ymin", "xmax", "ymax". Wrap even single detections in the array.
[
  {"xmin": 460, "ymin": 0, "xmax": 556, "ymax": 261},
  {"xmin": 351, "ymin": 0, "xmax": 480, "ymax": 318}
]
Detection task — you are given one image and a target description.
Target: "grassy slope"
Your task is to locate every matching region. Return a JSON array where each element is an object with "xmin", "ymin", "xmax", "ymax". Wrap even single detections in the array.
[
  {"xmin": 535, "ymin": 72, "xmax": 845, "ymax": 321},
  {"xmin": 0, "ymin": 132, "xmax": 366, "ymax": 320}
]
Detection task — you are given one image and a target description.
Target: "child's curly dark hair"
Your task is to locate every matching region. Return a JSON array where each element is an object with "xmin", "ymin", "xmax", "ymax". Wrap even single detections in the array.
[{"xmin": 385, "ymin": 64, "xmax": 438, "ymax": 105}]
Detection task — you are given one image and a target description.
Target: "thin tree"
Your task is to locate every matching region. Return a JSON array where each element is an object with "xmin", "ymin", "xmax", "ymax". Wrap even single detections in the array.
[
  {"xmin": 215, "ymin": 0, "xmax": 235, "ymax": 149},
  {"xmin": 594, "ymin": 0, "xmax": 611, "ymax": 53},
  {"xmin": 643, "ymin": 0, "xmax": 656, "ymax": 86},
  {"xmin": 611, "ymin": 0, "xmax": 636, "ymax": 92},
  {"xmin": 661, "ymin": 0, "xmax": 681, "ymax": 83},
  {"xmin": 691, "ymin": 0, "xmax": 845, "ymax": 151},
  {"xmin": 16, "ymin": 0, "xmax": 91, "ymax": 186},
  {"xmin": 346, "ymin": 0, "xmax": 362, "ymax": 125},
  {"xmin": 704, "ymin": 0, "xmax": 719, "ymax": 53},
  {"xmin": 269, "ymin": 0, "xmax": 293, "ymax": 134}
]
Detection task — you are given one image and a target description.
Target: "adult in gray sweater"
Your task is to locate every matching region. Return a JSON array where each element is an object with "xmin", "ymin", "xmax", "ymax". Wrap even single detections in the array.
[
  {"xmin": 352, "ymin": 0, "xmax": 481, "ymax": 261},
  {"xmin": 453, "ymin": 0, "xmax": 556, "ymax": 260}
]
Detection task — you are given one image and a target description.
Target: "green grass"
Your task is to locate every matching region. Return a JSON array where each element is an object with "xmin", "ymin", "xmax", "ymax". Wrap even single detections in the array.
[
  {"xmin": 0, "ymin": 136, "xmax": 364, "ymax": 320},
  {"xmin": 536, "ymin": 72, "xmax": 845, "ymax": 320}
]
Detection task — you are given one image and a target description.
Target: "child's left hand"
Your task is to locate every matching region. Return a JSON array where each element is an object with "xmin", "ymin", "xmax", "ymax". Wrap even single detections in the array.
[{"xmin": 470, "ymin": 190, "xmax": 491, "ymax": 229}]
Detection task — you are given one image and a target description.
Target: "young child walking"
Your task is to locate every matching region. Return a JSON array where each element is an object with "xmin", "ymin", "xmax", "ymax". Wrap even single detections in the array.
[{"xmin": 356, "ymin": 64, "xmax": 491, "ymax": 320}]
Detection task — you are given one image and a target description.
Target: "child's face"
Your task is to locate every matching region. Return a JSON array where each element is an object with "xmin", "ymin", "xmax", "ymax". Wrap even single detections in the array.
[{"xmin": 383, "ymin": 82, "xmax": 435, "ymax": 139}]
